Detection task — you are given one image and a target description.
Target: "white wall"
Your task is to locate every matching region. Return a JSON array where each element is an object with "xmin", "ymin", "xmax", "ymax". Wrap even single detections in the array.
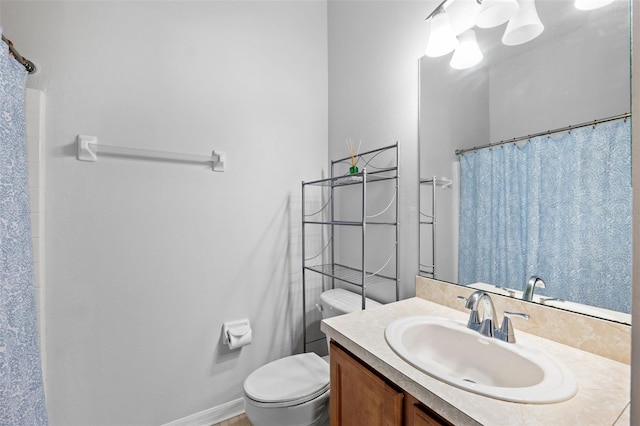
[
  {"xmin": 1, "ymin": 1, "xmax": 327, "ymax": 424},
  {"xmin": 328, "ymin": 0, "xmax": 431, "ymax": 300}
]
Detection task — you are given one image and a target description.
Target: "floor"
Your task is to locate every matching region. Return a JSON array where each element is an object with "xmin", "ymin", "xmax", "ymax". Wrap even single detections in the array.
[{"xmin": 213, "ymin": 413, "xmax": 252, "ymax": 426}]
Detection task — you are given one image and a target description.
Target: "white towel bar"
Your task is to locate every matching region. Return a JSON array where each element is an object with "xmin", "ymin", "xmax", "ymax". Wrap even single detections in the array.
[{"xmin": 77, "ymin": 135, "xmax": 225, "ymax": 172}]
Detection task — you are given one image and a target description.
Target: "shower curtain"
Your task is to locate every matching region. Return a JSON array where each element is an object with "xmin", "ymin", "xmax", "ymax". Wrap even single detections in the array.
[
  {"xmin": 458, "ymin": 119, "xmax": 631, "ymax": 314},
  {"xmin": 0, "ymin": 30, "xmax": 48, "ymax": 424}
]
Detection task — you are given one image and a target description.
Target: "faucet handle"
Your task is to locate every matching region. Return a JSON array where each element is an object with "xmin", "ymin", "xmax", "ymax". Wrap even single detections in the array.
[
  {"xmin": 456, "ymin": 294, "xmax": 474, "ymax": 307},
  {"xmin": 457, "ymin": 291, "xmax": 485, "ymax": 309},
  {"xmin": 504, "ymin": 311, "xmax": 530, "ymax": 321},
  {"xmin": 457, "ymin": 293, "xmax": 482, "ymax": 330},
  {"xmin": 498, "ymin": 311, "xmax": 530, "ymax": 343}
]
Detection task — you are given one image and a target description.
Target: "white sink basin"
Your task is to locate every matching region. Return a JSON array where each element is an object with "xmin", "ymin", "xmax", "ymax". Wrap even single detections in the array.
[{"xmin": 385, "ymin": 316, "xmax": 578, "ymax": 403}]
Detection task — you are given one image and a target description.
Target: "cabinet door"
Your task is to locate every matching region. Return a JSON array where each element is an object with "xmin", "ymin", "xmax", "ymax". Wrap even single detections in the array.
[
  {"xmin": 404, "ymin": 393, "xmax": 452, "ymax": 426},
  {"xmin": 330, "ymin": 342, "xmax": 404, "ymax": 426}
]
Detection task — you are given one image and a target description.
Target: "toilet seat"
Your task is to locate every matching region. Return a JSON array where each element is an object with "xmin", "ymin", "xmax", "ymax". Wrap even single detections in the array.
[{"xmin": 244, "ymin": 353, "xmax": 329, "ymax": 408}]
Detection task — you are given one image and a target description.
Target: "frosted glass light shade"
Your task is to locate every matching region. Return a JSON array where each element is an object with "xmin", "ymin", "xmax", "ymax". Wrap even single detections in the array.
[
  {"xmin": 450, "ymin": 30, "xmax": 483, "ymax": 69},
  {"xmin": 476, "ymin": 0, "xmax": 520, "ymax": 28},
  {"xmin": 575, "ymin": 0, "xmax": 614, "ymax": 10},
  {"xmin": 425, "ymin": 12, "xmax": 459, "ymax": 57},
  {"xmin": 446, "ymin": 0, "xmax": 482, "ymax": 35},
  {"xmin": 502, "ymin": 0, "xmax": 544, "ymax": 46}
]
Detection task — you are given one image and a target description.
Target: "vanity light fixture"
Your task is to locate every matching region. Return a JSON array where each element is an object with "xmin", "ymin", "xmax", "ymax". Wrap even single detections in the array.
[
  {"xmin": 424, "ymin": 0, "xmax": 524, "ymax": 69},
  {"xmin": 450, "ymin": 29, "xmax": 483, "ymax": 69},
  {"xmin": 425, "ymin": 9, "xmax": 459, "ymax": 57},
  {"xmin": 574, "ymin": 0, "xmax": 614, "ymax": 10},
  {"xmin": 424, "ymin": 0, "xmax": 607, "ymax": 70},
  {"xmin": 476, "ymin": 0, "xmax": 520, "ymax": 28},
  {"xmin": 446, "ymin": 0, "xmax": 482, "ymax": 35},
  {"xmin": 502, "ymin": 0, "xmax": 544, "ymax": 46}
]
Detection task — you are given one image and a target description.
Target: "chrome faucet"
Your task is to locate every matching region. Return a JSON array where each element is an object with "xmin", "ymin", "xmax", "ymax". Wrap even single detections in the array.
[
  {"xmin": 458, "ymin": 290, "xmax": 498, "ymax": 337},
  {"xmin": 523, "ymin": 275, "xmax": 546, "ymax": 301},
  {"xmin": 459, "ymin": 290, "xmax": 529, "ymax": 343}
]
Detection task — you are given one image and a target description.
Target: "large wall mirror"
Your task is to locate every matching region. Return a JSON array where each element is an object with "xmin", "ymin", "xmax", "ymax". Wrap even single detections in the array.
[{"xmin": 419, "ymin": 0, "xmax": 631, "ymax": 324}]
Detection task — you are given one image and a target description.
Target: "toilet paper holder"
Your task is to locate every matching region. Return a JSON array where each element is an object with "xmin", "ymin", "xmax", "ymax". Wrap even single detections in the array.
[{"xmin": 222, "ymin": 319, "xmax": 252, "ymax": 349}]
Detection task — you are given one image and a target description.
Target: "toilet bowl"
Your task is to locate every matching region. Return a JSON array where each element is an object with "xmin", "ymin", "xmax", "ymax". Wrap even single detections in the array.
[
  {"xmin": 242, "ymin": 288, "xmax": 381, "ymax": 426},
  {"xmin": 244, "ymin": 353, "xmax": 330, "ymax": 426}
]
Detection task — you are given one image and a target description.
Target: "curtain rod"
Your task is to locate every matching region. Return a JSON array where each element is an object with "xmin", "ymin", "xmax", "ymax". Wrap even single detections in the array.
[
  {"xmin": 455, "ymin": 112, "xmax": 631, "ymax": 156},
  {"xmin": 1, "ymin": 35, "xmax": 36, "ymax": 74}
]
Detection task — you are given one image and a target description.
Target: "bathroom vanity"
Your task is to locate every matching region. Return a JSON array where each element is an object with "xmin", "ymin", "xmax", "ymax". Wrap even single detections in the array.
[
  {"xmin": 330, "ymin": 341, "xmax": 452, "ymax": 425},
  {"xmin": 321, "ymin": 278, "xmax": 631, "ymax": 425}
]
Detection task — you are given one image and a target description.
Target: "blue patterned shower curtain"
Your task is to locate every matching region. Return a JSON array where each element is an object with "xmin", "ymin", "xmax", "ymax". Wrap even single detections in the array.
[
  {"xmin": 458, "ymin": 119, "xmax": 631, "ymax": 314},
  {"xmin": 0, "ymin": 30, "xmax": 48, "ymax": 424}
]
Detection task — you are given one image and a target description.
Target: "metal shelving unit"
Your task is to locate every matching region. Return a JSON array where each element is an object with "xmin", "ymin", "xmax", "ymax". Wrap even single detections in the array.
[
  {"xmin": 419, "ymin": 176, "xmax": 452, "ymax": 278},
  {"xmin": 301, "ymin": 143, "xmax": 400, "ymax": 352}
]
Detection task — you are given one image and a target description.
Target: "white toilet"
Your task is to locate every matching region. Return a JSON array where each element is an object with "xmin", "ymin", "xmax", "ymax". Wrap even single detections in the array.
[{"xmin": 243, "ymin": 288, "xmax": 382, "ymax": 426}]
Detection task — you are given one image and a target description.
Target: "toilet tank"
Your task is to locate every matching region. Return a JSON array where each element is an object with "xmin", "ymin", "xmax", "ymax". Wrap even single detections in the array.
[{"xmin": 319, "ymin": 288, "xmax": 382, "ymax": 319}]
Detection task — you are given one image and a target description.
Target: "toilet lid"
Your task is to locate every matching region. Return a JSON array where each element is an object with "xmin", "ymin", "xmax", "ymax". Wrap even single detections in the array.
[{"xmin": 244, "ymin": 353, "xmax": 329, "ymax": 405}]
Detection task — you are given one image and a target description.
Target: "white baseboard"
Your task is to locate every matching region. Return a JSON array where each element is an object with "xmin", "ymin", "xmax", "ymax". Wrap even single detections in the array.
[{"xmin": 163, "ymin": 398, "xmax": 245, "ymax": 426}]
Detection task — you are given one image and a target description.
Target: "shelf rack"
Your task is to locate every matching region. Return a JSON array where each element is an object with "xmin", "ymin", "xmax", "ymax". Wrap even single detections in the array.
[
  {"xmin": 419, "ymin": 176, "xmax": 451, "ymax": 278},
  {"xmin": 301, "ymin": 143, "xmax": 400, "ymax": 352}
]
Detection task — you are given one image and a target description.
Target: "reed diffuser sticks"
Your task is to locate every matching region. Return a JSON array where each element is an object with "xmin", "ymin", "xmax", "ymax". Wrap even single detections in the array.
[{"xmin": 345, "ymin": 138, "xmax": 362, "ymax": 174}]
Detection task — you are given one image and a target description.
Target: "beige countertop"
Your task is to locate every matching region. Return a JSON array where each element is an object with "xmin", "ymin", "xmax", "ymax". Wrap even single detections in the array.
[{"xmin": 321, "ymin": 297, "xmax": 630, "ymax": 426}]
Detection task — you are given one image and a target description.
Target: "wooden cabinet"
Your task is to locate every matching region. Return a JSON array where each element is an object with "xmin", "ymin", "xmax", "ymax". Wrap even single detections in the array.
[
  {"xmin": 330, "ymin": 341, "xmax": 404, "ymax": 425},
  {"xmin": 404, "ymin": 393, "xmax": 452, "ymax": 426},
  {"xmin": 330, "ymin": 342, "xmax": 452, "ymax": 426}
]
